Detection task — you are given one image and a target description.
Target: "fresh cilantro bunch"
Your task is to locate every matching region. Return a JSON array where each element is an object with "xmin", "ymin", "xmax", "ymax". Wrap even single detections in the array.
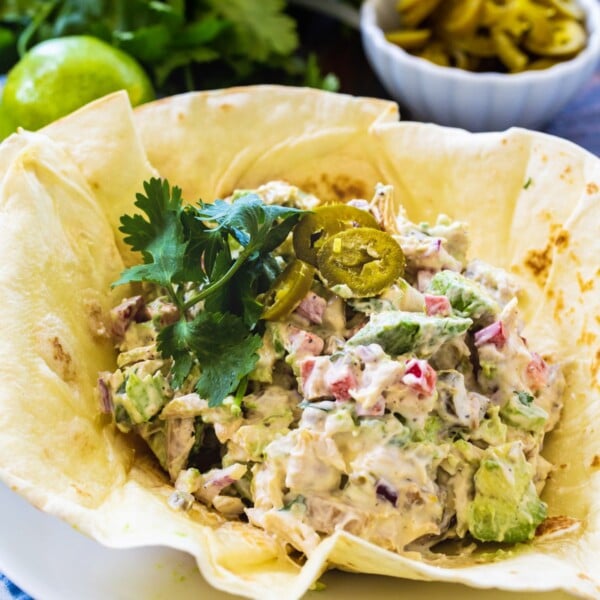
[
  {"xmin": 0, "ymin": 0, "xmax": 338, "ymax": 92},
  {"xmin": 115, "ymin": 178, "xmax": 304, "ymax": 407}
]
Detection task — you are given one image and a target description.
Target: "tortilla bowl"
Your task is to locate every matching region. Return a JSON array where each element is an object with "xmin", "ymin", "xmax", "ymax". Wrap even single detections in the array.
[{"xmin": 0, "ymin": 87, "xmax": 599, "ymax": 599}]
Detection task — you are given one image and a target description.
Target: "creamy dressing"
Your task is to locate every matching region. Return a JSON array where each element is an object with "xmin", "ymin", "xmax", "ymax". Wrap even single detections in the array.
[{"xmin": 101, "ymin": 181, "xmax": 564, "ymax": 557}]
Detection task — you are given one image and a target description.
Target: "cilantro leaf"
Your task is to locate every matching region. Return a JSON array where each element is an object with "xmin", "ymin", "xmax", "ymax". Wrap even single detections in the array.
[
  {"xmin": 2, "ymin": 0, "xmax": 336, "ymax": 96},
  {"xmin": 207, "ymin": 0, "xmax": 298, "ymax": 62},
  {"xmin": 114, "ymin": 178, "xmax": 189, "ymax": 290},
  {"xmin": 516, "ymin": 391, "xmax": 535, "ymax": 405},
  {"xmin": 303, "ymin": 53, "xmax": 340, "ymax": 92},
  {"xmin": 196, "ymin": 193, "xmax": 303, "ymax": 255},
  {"xmin": 182, "ymin": 194, "xmax": 304, "ymax": 312},
  {"xmin": 159, "ymin": 312, "xmax": 262, "ymax": 407},
  {"xmin": 229, "ymin": 266, "xmax": 266, "ymax": 328},
  {"xmin": 115, "ymin": 177, "xmax": 307, "ymax": 406},
  {"xmin": 170, "ymin": 351, "xmax": 194, "ymax": 390},
  {"xmin": 179, "ymin": 206, "xmax": 212, "ymax": 283}
]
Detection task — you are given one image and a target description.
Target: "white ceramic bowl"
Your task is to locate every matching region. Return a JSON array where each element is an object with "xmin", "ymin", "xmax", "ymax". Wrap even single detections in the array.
[{"xmin": 361, "ymin": 0, "xmax": 600, "ymax": 131}]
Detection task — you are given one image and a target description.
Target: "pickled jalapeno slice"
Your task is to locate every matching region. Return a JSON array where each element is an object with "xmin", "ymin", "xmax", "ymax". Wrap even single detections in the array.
[
  {"xmin": 391, "ymin": 0, "xmax": 589, "ymax": 73},
  {"xmin": 292, "ymin": 204, "xmax": 380, "ymax": 266},
  {"xmin": 317, "ymin": 228, "xmax": 405, "ymax": 298},
  {"xmin": 262, "ymin": 260, "xmax": 316, "ymax": 321},
  {"xmin": 524, "ymin": 19, "xmax": 586, "ymax": 56}
]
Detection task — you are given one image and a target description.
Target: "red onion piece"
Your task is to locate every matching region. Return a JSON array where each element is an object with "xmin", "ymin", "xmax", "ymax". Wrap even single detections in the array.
[
  {"xmin": 295, "ymin": 292, "xmax": 327, "ymax": 325},
  {"xmin": 474, "ymin": 320, "xmax": 507, "ymax": 349},
  {"xmin": 376, "ymin": 479, "xmax": 398, "ymax": 507}
]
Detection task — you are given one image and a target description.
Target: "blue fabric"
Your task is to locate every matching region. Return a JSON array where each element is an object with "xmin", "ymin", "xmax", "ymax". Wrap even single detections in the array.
[
  {"xmin": 0, "ymin": 574, "xmax": 31, "ymax": 600},
  {"xmin": 546, "ymin": 67, "xmax": 600, "ymax": 157}
]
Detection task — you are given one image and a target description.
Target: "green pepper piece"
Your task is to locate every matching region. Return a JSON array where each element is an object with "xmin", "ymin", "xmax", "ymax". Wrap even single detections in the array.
[
  {"xmin": 262, "ymin": 260, "xmax": 316, "ymax": 321},
  {"xmin": 317, "ymin": 227, "xmax": 405, "ymax": 298},
  {"xmin": 347, "ymin": 310, "xmax": 472, "ymax": 357},
  {"xmin": 293, "ymin": 204, "xmax": 380, "ymax": 266}
]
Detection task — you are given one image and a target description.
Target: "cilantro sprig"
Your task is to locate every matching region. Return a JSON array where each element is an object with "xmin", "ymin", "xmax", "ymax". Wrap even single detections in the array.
[
  {"xmin": 115, "ymin": 177, "xmax": 304, "ymax": 406},
  {"xmin": 0, "ymin": 1, "xmax": 339, "ymax": 93}
]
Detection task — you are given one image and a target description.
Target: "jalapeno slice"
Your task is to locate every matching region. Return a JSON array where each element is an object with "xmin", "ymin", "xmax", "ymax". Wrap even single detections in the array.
[
  {"xmin": 398, "ymin": 0, "xmax": 442, "ymax": 28},
  {"xmin": 492, "ymin": 29, "xmax": 529, "ymax": 72},
  {"xmin": 317, "ymin": 228, "xmax": 405, "ymax": 298},
  {"xmin": 262, "ymin": 260, "xmax": 316, "ymax": 321},
  {"xmin": 293, "ymin": 204, "xmax": 380, "ymax": 266},
  {"xmin": 524, "ymin": 19, "xmax": 586, "ymax": 57},
  {"xmin": 437, "ymin": 0, "xmax": 484, "ymax": 36},
  {"xmin": 547, "ymin": 0, "xmax": 584, "ymax": 21},
  {"xmin": 417, "ymin": 40, "xmax": 451, "ymax": 66},
  {"xmin": 386, "ymin": 29, "xmax": 432, "ymax": 50}
]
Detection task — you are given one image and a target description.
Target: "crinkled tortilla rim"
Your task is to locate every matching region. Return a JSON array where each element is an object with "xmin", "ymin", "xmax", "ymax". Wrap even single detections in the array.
[{"xmin": 0, "ymin": 87, "xmax": 598, "ymax": 599}]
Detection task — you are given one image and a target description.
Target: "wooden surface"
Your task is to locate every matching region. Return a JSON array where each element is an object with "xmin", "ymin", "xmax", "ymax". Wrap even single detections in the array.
[{"xmin": 296, "ymin": 8, "xmax": 600, "ymax": 156}]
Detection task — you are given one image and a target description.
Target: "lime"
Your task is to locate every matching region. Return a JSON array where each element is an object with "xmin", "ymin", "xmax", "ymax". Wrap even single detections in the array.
[
  {"xmin": 0, "ymin": 100, "xmax": 16, "ymax": 141},
  {"xmin": 2, "ymin": 35, "xmax": 155, "ymax": 131}
]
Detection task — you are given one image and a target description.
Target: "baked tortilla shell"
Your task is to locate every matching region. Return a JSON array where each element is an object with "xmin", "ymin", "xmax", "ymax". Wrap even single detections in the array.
[{"xmin": 0, "ymin": 87, "xmax": 599, "ymax": 599}]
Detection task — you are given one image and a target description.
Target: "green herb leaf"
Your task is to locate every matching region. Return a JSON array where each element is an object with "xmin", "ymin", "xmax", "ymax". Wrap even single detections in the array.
[
  {"xmin": 115, "ymin": 177, "xmax": 307, "ymax": 406},
  {"xmin": 159, "ymin": 312, "xmax": 262, "ymax": 407},
  {"xmin": 207, "ymin": 0, "xmax": 298, "ymax": 62},
  {"xmin": 182, "ymin": 194, "xmax": 304, "ymax": 318},
  {"xmin": 115, "ymin": 178, "xmax": 189, "ymax": 289},
  {"xmin": 196, "ymin": 193, "xmax": 304, "ymax": 253},
  {"xmin": 303, "ymin": 53, "xmax": 340, "ymax": 92},
  {"xmin": 170, "ymin": 350, "xmax": 194, "ymax": 390},
  {"xmin": 1, "ymin": 0, "xmax": 337, "ymax": 96},
  {"xmin": 516, "ymin": 391, "xmax": 534, "ymax": 405}
]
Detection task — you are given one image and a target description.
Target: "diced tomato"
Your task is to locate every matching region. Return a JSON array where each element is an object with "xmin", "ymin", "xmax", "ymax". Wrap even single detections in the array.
[
  {"xmin": 300, "ymin": 358, "xmax": 315, "ymax": 380},
  {"xmin": 356, "ymin": 398, "xmax": 385, "ymax": 416},
  {"xmin": 327, "ymin": 364, "xmax": 358, "ymax": 401},
  {"xmin": 474, "ymin": 320, "xmax": 507, "ymax": 349},
  {"xmin": 526, "ymin": 352, "xmax": 549, "ymax": 391},
  {"xmin": 424, "ymin": 294, "xmax": 451, "ymax": 316},
  {"xmin": 402, "ymin": 359, "xmax": 437, "ymax": 395}
]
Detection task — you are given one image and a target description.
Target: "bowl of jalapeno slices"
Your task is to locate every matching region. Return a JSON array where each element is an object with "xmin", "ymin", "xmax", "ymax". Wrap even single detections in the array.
[{"xmin": 361, "ymin": 0, "xmax": 600, "ymax": 131}]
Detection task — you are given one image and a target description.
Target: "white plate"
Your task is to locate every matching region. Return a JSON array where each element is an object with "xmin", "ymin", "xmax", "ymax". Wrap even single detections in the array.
[{"xmin": 0, "ymin": 482, "xmax": 577, "ymax": 600}]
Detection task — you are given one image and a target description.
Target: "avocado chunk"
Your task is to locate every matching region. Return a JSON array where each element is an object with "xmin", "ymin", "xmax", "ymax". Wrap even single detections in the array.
[
  {"xmin": 427, "ymin": 270, "xmax": 499, "ymax": 324},
  {"xmin": 137, "ymin": 420, "xmax": 168, "ymax": 470},
  {"xmin": 347, "ymin": 310, "xmax": 472, "ymax": 357},
  {"xmin": 114, "ymin": 371, "xmax": 168, "ymax": 428},
  {"xmin": 467, "ymin": 442, "xmax": 547, "ymax": 543},
  {"xmin": 471, "ymin": 406, "xmax": 508, "ymax": 446},
  {"xmin": 500, "ymin": 391, "xmax": 548, "ymax": 433}
]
